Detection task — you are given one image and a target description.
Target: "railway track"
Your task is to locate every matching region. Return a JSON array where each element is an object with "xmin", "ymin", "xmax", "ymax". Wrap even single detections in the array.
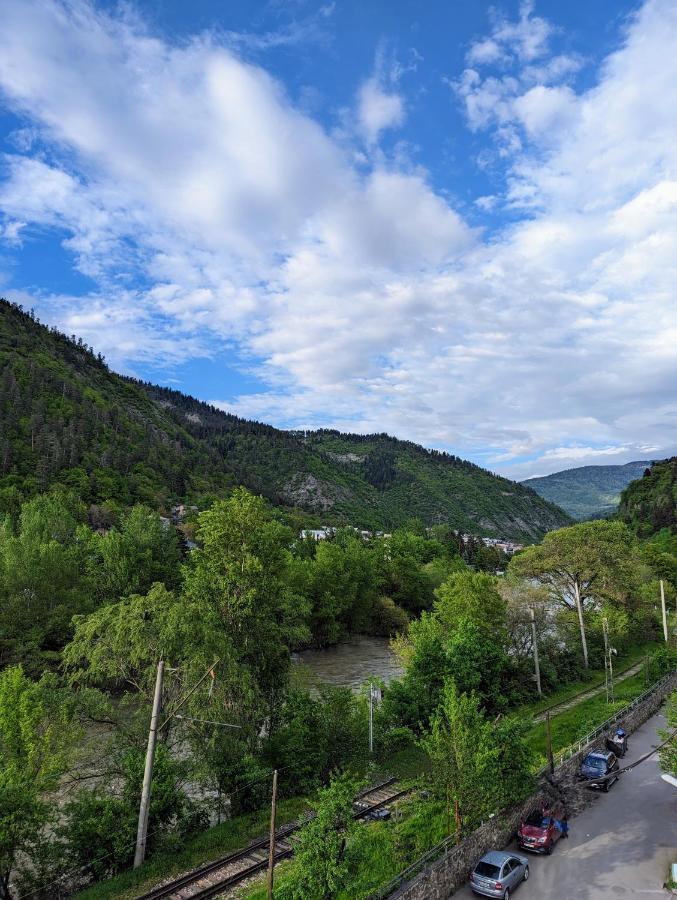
[{"xmin": 136, "ymin": 778, "xmax": 409, "ymax": 900}]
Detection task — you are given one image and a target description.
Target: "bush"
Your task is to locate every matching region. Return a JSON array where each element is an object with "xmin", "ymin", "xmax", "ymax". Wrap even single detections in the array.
[
  {"xmin": 368, "ymin": 596, "xmax": 409, "ymax": 636},
  {"xmin": 648, "ymin": 647, "xmax": 677, "ymax": 681}
]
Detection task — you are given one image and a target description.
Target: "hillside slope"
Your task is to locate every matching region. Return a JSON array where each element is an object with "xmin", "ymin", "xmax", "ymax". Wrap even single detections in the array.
[
  {"xmin": 0, "ymin": 299, "xmax": 572, "ymax": 540},
  {"xmin": 523, "ymin": 460, "xmax": 650, "ymax": 520},
  {"xmin": 618, "ymin": 457, "xmax": 677, "ymax": 535}
]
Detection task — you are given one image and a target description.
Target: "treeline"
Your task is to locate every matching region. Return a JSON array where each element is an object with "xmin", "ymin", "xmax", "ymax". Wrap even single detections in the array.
[
  {"xmin": 0, "ymin": 488, "xmax": 470, "ymax": 673},
  {"xmin": 0, "ymin": 486, "xmax": 675, "ymax": 897}
]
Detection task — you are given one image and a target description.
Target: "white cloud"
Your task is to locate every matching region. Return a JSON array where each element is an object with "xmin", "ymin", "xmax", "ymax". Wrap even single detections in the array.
[
  {"xmin": 357, "ymin": 77, "xmax": 405, "ymax": 145},
  {"xmin": 0, "ymin": 0, "xmax": 677, "ymax": 479}
]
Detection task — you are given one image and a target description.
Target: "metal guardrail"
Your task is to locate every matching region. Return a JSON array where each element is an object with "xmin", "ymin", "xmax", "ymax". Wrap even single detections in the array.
[
  {"xmin": 544, "ymin": 669, "xmax": 676, "ymax": 771},
  {"xmin": 369, "ymin": 669, "xmax": 677, "ymax": 900}
]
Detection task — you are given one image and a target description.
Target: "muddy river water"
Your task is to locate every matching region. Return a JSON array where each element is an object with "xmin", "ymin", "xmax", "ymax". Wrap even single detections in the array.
[{"xmin": 291, "ymin": 635, "xmax": 404, "ymax": 692}]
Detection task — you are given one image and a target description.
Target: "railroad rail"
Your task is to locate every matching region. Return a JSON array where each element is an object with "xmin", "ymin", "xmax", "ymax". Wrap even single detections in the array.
[{"xmin": 136, "ymin": 778, "xmax": 409, "ymax": 900}]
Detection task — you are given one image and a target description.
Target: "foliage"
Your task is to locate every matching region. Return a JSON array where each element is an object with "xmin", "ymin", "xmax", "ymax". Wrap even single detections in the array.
[
  {"xmin": 183, "ymin": 488, "xmax": 310, "ymax": 712},
  {"xmin": 263, "ymin": 688, "xmax": 368, "ymax": 796},
  {"xmin": 276, "ymin": 772, "xmax": 359, "ymax": 900},
  {"xmin": 0, "ymin": 666, "xmax": 77, "ymax": 899},
  {"xmin": 384, "ymin": 571, "xmax": 509, "ymax": 728},
  {"xmin": 59, "ymin": 743, "xmax": 201, "ymax": 883},
  {"xmin": 659, "ymin": 690, "xmax": 677, "ymax": 777},
  {"xmin": 619, "ymin": 457, "xmax": 677, "ymax": 536},
  {"xmin": 420, "ymin": 681, "xmax": 534, "ymax": 838}
]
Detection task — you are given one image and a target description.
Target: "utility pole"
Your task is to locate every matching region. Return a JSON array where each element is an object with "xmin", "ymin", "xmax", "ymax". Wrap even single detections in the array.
[
  {"xmin": 661, "ymin": 579, "xmax": 669, "ymax": 643},
  {"xmin": 267, "ymin": 769, "xmax": 278, "ymax": 900},
  {"xmin": 545, "ymin": 711, "xmax": 554, "ymax": 774},
  {"xmin": 134, "ymin": 659, "xmax": 222, "ymax": 870},
  {"xmin": 602, "ymin": 617, "xmax": 610, "ymax": 704},
  {"xmin": 134, "ymin": 659, "xmax": 164, "ymax": 868},
  {"xmin": 574, "ymin": 581, "xmax": 589, "ymax": 669},
  {"xmin": 369, "ymin": 683, "xmax": 374, "ymax": 755},
  {"xmin": 529, "ymin": 607, "xmax": 542, "ymax": 697}
]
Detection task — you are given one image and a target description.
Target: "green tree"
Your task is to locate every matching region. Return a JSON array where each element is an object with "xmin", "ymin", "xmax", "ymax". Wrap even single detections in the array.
[
  {"xmin": 183, "ymin": 488, "xmax": 310, "ymax": 718},
  {"xmin": 420, "ymin": 681, "xmax": 533, "ymax": 840},
  {"xmin": 0, "ymin": 666, "xmax": 77, "ymax": 899},
  {"xmin": 279, "ymin": 772, "xmax": 359, "ymax": 900},
  {"xmin": 89, "ymin": 505, "xmax": 181, "ymax": 603},
  {"xmin": 288, "ymin": 531, "xmax": 379, "ymax": 645},
  {"xmin": 0, "ymin": 491, "xmax": 92, "ymax": 669},
  {"xmin": 433, "ymin": 570, "xmax": 507, "ymax": 631},
  {"xmin": 510, "ymin": 520, "xmax": 642, "ymax": 668}
]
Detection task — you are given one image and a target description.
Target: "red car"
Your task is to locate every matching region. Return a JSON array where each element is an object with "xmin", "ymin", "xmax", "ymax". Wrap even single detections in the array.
[{"xmin": 518, "ymin": 810, "xmax": 566, "ymax": 854}]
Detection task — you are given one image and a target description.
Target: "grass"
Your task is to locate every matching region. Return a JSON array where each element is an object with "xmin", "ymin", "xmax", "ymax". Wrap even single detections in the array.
[
  {"xmin": 74, "ymin": 796, "xmax": 311, "ymax": 900},
  {"xmin": 524, "ymin": 670, "xmax": 652, "ymax": 769},
  {"xmin": 516, "ymin": 640, "xmax": 657, "ymax": 719},
  {"xmin": 241, "ymin": 796, "xmax": 449, "ymax": 900}
]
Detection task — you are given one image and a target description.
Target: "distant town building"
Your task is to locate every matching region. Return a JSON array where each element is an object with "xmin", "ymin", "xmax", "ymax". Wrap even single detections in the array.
[{"xmin": 300, "ymin": 526, "xmax": 335, "ymax": 541}]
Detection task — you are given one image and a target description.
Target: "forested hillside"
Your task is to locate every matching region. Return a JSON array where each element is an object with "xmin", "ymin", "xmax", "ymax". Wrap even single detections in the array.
[
  {"xmin": 523, "ymin": 460, "xmax": 650, "ymax": 520},
  {"xmin": 0, "ymin": 299, "xmax": 571, "ymax": 539},
  {"xmin": 618, "ymin": 457, "xmax": 677, "ymax": 535}
]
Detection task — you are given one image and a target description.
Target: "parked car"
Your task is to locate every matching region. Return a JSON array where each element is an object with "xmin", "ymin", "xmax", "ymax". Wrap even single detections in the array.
[
  {"xmin": 469, "ymin": 850, "xmax": 529, "ymax": 899},
  {"xmin": 579, "ymin": 750, "xmax": 620, "ymax": 791},
  {"xmin": 518, "ymin": 809, "xmax": 565, "ymax": 853}
]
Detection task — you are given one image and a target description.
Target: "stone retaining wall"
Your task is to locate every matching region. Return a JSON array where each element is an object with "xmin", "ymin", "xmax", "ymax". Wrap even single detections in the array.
[{"xmin": 387, "ymin": 671, "xmax": 677, "ymax": 900}]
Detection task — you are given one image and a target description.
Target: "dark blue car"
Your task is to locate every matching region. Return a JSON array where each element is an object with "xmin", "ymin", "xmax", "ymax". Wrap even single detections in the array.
[{"xmin": 580, "ymin": 750, "xmax": 620, "ymax": 791}]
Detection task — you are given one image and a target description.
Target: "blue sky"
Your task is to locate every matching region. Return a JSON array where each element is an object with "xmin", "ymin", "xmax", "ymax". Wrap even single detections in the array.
[{"xmin": 1, "ymin": 0, "xmax": 676, "ymax": 479}]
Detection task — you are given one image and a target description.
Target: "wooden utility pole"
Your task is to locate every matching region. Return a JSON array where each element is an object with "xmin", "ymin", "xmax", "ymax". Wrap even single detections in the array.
[
  {"xmin": 661, "ymin": 579, "xmax": 669, "ymax": 643},
  {"xmin": 134, "ymin": 659, "xmax": 164, "ymax": 868},
  {"xmin": 267, "ymin": 769, "xmax": 278, "ymax": 899},
  {"xmin": 574, "ymin": 581, "xmax": 589, "ymax": 669},
  {"xmin": 529, "ymin": 607, "xmax": 542, "ymax": 697},
  {"xmin": 545, "ymin": 711, "xmax": 554, "ymax": 774},
  {"xmin": 602, "ymin": 617, "xmax": 610, "ymax": 704}
]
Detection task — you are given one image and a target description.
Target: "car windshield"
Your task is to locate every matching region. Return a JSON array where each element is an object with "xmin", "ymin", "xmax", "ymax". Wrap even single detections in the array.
[
  {"xmin": 475, "ymin": 862, "xmax": 500, "ymax": 878},
  {"xmin": 584, "ymin": 756, "xmax": 606, "ymax": 770},
  {"xmin": 525, "ymin": 812, "xmax": 549, "ymax": 827}
]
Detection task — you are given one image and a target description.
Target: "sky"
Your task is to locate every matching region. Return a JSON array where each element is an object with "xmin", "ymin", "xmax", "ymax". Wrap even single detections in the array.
[{"xmin": 1, "ymin": 0, "xmax": 676, "ymax": 480}]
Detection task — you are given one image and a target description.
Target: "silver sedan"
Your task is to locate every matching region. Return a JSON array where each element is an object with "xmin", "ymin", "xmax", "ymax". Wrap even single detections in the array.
[{"xmin": 469, "ymin": 850, "xmax": 530, "ymax": 899}]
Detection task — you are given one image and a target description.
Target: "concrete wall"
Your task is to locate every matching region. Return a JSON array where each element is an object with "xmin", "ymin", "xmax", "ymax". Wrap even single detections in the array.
[{"xmin": 386, "ymin": 671, "xmax": 677, "ymax": 900}]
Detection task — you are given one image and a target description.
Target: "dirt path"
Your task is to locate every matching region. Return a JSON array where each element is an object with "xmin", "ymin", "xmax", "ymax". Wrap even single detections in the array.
[{"xmin": 533, "ymin": 660, "xmax": 645, "ymax": 722}]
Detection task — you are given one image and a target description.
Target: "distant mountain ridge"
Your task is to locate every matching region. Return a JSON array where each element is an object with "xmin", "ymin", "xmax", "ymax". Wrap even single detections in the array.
[
  {"xmin": 523, "ymin": 460, "xmax": 651, "ymax": 520},
  {"xmin": 0, "ymin": 298, "xmax": 572, "ymax": 540}
]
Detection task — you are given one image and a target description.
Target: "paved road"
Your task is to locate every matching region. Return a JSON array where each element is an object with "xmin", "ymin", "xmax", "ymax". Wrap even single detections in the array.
[{"xmin": 453, "ymin": 708, "xmax": 676, "ymax": 899}]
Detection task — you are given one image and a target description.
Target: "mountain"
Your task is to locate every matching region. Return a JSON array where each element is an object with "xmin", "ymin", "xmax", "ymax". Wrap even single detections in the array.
[
  {"xmin": 618, "ymin": 457, "xmax": 677, "ymax": 535},
  {"xmin": 522, "ymin": 461, "xmax": 651, "ymax": 520},
  {"xmin": 0, "ymin": 299, "xmax": 572, "ymax": 540}
]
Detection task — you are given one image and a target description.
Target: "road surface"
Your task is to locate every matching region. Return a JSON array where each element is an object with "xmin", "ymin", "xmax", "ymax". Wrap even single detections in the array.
[{"xmin": 453, "ymin": 708, "xmax": 676, "ymax": 899}]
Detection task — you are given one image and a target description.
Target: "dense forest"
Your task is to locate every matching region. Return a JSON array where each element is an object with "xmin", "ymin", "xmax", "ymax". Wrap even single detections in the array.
[
  {"xmin": 619, "ymin": 456, "xmax": 677, "ymax": 535},
  {"xmin": 0, "ymin": 299, "xmax": 571, "ymax": 540},
  {"xmin": 524, "ymin": 460, "xmax": 650, "ymax": 520}
]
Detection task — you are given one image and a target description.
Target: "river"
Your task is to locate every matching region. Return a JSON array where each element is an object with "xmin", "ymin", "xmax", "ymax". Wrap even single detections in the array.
[{"xmin": 291, "ymin": 635, "xmax": 404, "ymax": 692}]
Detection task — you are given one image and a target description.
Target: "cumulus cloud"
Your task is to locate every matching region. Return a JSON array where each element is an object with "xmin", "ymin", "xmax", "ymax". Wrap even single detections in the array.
[
  {"xmin": 357, "ymin": 77, "xmax": 405, "ymax": 145},
  {"xmin": 1, "ymin": 0, "xmax": 677, "ymax": 478}
]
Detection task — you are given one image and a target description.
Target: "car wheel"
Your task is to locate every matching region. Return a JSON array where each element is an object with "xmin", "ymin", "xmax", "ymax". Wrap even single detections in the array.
[
  {"xmin": 603, "ymin": 780, "xmax": 609, "ymax": 792},
  {"xmin": 545, "ymin": 843, "xmax": 553, "ymax": 855},
  {"xmin": 503, "ymin": 890, "xmax": 510, "ymax": 900},
  {"xmin": 523, "ymin": 866, "xmax": 530, "ymax": 881}
]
